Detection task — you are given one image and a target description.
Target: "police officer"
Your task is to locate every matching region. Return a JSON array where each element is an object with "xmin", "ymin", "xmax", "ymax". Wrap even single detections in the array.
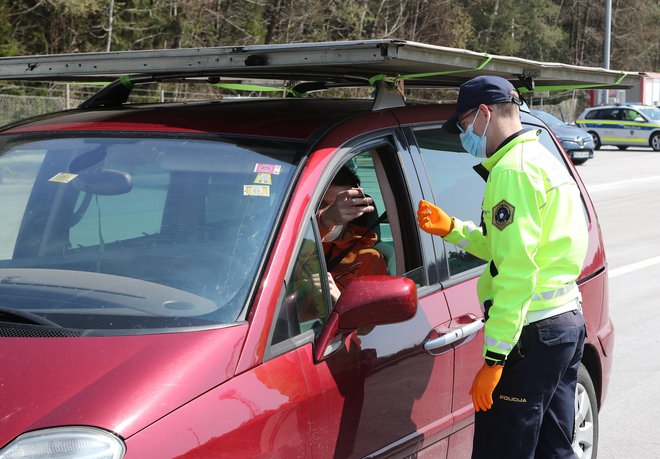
[{"xmin": 417, "ymin": 75, "xmax": 588, "ymax": 459}]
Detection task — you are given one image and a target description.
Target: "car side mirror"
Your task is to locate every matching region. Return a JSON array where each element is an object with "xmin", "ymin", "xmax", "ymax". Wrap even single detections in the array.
[{"xmin": 314, "ymin": 275, "xmax": 417, "ymax": 361}]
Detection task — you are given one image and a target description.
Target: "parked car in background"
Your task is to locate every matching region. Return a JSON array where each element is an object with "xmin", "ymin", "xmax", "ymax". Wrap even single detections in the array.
[
  {"xmin": 531, "ymin": 109, "xmax": 595, "ymax": 164},
  {"xmin": 0, "ymin": 41, "xmax": 615, "ymax": 459},
  {"xmin": 576, "ymin": 104, "xmax": 660, "ymax": 151}
]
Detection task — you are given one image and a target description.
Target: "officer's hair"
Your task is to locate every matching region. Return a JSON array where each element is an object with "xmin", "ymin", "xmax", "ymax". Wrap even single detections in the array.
[{"xmin": 494, "ymin": 102, "xmax": 520, "ymax": 119}]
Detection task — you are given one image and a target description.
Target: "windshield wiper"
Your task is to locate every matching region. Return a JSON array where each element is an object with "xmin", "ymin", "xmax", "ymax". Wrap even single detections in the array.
[{"xmin": 0, "ymin": 307, "xmax": 61, "ymax": 327}]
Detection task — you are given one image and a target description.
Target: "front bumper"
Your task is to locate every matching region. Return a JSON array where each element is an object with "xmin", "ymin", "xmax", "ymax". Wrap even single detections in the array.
[{"xmin": 560, "ymin": 138, "xmax": 595, "ymax": 161}]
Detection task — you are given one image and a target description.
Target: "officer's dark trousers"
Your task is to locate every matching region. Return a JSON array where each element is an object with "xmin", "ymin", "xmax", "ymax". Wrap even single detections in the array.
[{"xmin": 472, "ymin": 310, "xmax": 586, "ymax": 459}]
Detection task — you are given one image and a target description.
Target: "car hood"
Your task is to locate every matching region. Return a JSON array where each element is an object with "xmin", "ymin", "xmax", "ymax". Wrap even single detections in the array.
[{"xmin": 0, "ymin": 324, "xmax": 247, "ymax": 447}]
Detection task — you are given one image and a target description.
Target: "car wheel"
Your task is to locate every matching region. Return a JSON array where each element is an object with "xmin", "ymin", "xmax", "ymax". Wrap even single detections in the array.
[
  {"xmin": 588, "ymin": 132, "xmax": 601, "ymax": 150},
  {"xmin": 617, "ymin": 146, "xmax": 628, "ymax": 150},
  {"xmin": 651, "ymin": 133, "xmax": 660, "ymax": 151},
  {"xmin": 573, "ymin": 364, "xmax": 599, "ymax": 459},
  {"xmin": 572, "ymin": 158, "xmax": 588, "ymax": 165}
]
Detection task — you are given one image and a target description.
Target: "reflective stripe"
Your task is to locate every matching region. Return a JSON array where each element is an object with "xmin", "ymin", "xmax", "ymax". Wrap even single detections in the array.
[
  {"xmin": 532, "ymin": 282, "xmax": 577, "ymax": 301},
  {"xmin": 464, "ymin": 221, "xmax": 480, "ymax": 233},
  {"xmin": 524, "ymin": 297, "xmax": 581, "ymax": 325},
  {"xmin": 602, "ymin": 137, "xmax": 647, "ymax": 143},
  {"xmin": 457, "ymin": 240, "xmax": 469, "ymax": 248},
  {"xmin": 484, "ymin": 336, "xmax": 513, "ymax": 351}
]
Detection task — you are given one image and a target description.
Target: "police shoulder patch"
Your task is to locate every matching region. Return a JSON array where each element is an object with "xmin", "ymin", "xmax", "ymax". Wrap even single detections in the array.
[{"xmin": 492, "ymin": 200, "xmax": 515, "ymax": 230}]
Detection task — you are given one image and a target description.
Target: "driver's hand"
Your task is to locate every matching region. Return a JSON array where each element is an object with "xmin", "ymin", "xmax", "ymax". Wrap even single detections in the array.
[
  {"xmin": 327, "ymin": 273, "xmax": 341, "ymax": 305},
  {"xmin": 320, "ymin": 188, "xmax": 374, "ymax": 228}
]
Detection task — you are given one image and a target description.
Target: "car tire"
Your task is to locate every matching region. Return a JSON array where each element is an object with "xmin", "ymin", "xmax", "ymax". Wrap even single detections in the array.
[
  {"xmin": 617, "ymin": 146, "xmax": 628, "ymax": 150},
  {"xmin": 572, "ymin": 158, "xmax": 588, "ymax": 165},
  {"xmin": 588, "ymin": 132, "xmax": 601, "ymax": 150},
  {"xmin": 651, "ymin": 133, "xmax": 660, "ymax": 151},
  {"xmin": 573, "ymin": 363, "xmax": 599, "ymax": 459}
]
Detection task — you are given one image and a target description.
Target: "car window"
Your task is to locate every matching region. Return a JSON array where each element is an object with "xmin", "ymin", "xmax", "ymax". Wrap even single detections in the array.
[
  {"xmin": 621, "ymin": 109, "xmax": 638, "ymax": 121},
  {"xmin": 639, "ymin": 107, "xmax": 660, "ymax": 121},
  {"xmin": 350, "ymin": 151, "xmax": 397, "ymax": 276},
  {"xmin": 609, "ymin": 109, "xmax": 623, "ymax": 120},
  {"xmin": 270, "ymin": 221, "xmax": 328, "ymax": 347},
  {"xmin": 532, "ymin": 110, "xmax": 563, "ymax": 127},
  {"xmin": 585, "ymin": 109, "xmax": 601, "ymax": 120},
  {"xmin": 348, "ymin": 146, "xmax": 426, "ymax": 285},
  {"xmin": 0, "ymin": 135, "xmax": 302, "ymax": 333},
  {"xmin": 413, "ymin": 127, "xmax": 487, "ymax": 276},
  {"xmin": 268, "ymin": 139, "xmax": 425, "ymax": 349}
]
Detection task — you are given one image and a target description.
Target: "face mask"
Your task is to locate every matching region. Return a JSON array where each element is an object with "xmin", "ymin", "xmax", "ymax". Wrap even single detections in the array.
[
  {"xmin": 322, "ymin": 224, "xmax": 343, "ymax": 242},
  {"xmin": 459, "ymin": 110, "xmax": 490, "ymax": 158}
]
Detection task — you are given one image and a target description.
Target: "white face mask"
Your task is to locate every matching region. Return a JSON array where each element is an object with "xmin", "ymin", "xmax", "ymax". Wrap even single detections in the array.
[
  {"xmin": 459, "ymin": 110, "xmax": 490, "ymax": 158},
  {"xmin": 322, "ymin": 224, "xmax": 343, "ymax": 242}
]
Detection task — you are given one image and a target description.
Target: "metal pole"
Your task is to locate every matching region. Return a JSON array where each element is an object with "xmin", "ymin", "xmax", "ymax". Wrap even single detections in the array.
[{"xmin": 602, "ymin": 0, "xmax": 612, "ymax": 104}]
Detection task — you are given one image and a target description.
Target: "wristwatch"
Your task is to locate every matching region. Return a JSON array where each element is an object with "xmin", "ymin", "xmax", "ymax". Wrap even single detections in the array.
[
  {"xmin": 485, "ymin": 358, "xmax": 505, "ymax": 367},
  {"xmin": 484, "ymin": 350, "xmax": 506, "ymax": 367}
]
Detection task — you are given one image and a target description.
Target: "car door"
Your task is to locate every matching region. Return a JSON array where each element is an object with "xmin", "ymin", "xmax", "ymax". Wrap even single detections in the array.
[
  {"xmin": 621, "ymin": 108, "xmax": 648, "ymax": 146},
  {"xmin": 267, "ymin": 134, "xmax": 456, "ymax": 458},
  {"xmin": 602, "ymin": 108, "xmax": 622, "ymax": 145},
  {"xmin": 406, "ymin": 126, "xmax": 488, "ymax": 458}
]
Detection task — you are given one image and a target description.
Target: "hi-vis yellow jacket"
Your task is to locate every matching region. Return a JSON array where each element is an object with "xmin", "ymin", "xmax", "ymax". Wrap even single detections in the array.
[{"xmin": 444, "ymin": 129, "xmax": 588, "ymax": 363}]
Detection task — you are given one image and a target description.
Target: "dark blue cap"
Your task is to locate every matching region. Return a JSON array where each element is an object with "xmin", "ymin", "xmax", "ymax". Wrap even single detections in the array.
[{"xmin": 444, "ymin": 75, "xmax": 521, "ymax": 134}]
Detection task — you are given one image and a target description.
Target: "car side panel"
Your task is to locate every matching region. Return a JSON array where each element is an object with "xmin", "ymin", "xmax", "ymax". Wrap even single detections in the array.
[
  {"xmin": 299, "ymin": 291, "xmax": 454, "ymax": 458},
  {"xmin": 442, "ymin": 277, "xmax": 483, "ymax": 435}
]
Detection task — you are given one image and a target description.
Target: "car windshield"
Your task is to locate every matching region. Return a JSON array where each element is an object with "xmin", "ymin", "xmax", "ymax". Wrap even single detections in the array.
[
  {"xmin": 531, "ymin": 110, "xmax": 564, "ymax": 127},
  {"xmin": 639, "ymin": 107, "xmax": 660, "ymax": 121},
  {"xmin": 0, "ymin": 134, "xmax": 301, "ymax": 335}
]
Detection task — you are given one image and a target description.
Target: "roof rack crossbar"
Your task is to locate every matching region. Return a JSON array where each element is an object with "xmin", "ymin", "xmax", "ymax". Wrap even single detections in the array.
[{"xmin": 0, "ymin": 40, "xmax": 640, "ymax": 110}]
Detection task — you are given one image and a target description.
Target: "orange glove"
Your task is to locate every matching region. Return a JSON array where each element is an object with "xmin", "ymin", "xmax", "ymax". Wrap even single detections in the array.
[
  {"xmin": 417, "ymin": 200, "xmax": 454, "ymax": 237},
  {"xmin": 469, "ymin": 363, "xmax": 504, "ymax": 412}
]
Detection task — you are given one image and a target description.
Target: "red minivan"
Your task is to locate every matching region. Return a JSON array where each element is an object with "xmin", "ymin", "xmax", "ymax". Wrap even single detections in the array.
[{"xmin": 0, "ymin": 42, "xmax": 614, "ymax": 459}]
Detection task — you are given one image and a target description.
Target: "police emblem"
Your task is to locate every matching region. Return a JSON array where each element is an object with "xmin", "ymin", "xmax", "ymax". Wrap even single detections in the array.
[{"xmin": 492, "ymin": 200, "xmax": 515, "ymax": 230}]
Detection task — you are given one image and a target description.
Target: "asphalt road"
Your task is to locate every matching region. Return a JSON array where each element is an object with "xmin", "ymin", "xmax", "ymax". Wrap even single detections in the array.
[{"xmin": 575, "ymin": 147, "xmax": 660, "ymax": 458}]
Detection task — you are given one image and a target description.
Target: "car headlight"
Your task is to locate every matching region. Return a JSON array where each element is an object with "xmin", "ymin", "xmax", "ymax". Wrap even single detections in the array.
[
  {"xmin": 558, "ymin": 136, "xmax": 577, "ymax": 142},
  {"xmin": 0, "ymin": 427, "xmax": 125, "ymax": 459}
]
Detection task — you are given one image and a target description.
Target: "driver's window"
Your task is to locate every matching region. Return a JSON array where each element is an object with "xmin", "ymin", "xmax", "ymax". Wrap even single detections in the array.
[
  {"xmin": 622, "ymin": 110, "xmax": 638, "ymax": 121},
  {"xmin": 318, "ymin": 155, "xmax": 394, "ymax": 296}
]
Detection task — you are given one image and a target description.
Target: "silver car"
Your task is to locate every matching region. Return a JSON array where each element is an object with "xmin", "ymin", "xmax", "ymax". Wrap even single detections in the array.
[{"xmin": 531, "ymin": 110, "xmax": 595, "ymax": 165}]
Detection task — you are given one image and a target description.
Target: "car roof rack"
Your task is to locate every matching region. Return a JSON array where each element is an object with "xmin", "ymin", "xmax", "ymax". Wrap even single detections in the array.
[{"xmin": 0, "ymin": 39, "xmax": 640, "ymax": 111}]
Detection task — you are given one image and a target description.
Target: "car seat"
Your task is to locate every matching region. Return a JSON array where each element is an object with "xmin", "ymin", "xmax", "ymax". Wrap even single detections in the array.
[{"xmin": 350, "ymin": 201, "xmax": 395, "ymax": 275}]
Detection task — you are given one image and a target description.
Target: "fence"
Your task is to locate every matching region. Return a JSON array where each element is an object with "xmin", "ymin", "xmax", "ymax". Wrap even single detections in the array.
[{"xmin": 0, "ymin": 82, "xmax": 225, "ymax": 127}]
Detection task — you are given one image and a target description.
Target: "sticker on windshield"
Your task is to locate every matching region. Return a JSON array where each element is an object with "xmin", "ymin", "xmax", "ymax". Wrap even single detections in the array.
[
  {"xmin": 244, "ymin": 185, "xmax": 270, "ymax": 197},
  {"xmin": 48, "ymin": 172, "xmax": 78, "ymax": 183},
  {"xmin": 254, "ymin": 163, "xmax": 281, "ymax": 175},
  {"xmin": 254, "ymin": 173, "xmax": 272, "ymax": 185}
]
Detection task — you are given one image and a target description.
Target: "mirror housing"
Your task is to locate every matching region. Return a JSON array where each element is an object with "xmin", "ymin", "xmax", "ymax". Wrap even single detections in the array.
[
  {"xmin": 314, "ymin": 275, "xmax": 417, "ymax": 361},
  {"xmin": 72, "ymin": 169, "xmax": 133, "ymax": 196}
]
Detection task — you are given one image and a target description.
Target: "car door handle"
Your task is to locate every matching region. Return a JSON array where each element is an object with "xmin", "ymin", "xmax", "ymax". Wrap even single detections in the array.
[{"xmin": 424, "ymin": 318, "xmax": 484, "ymax": 351}]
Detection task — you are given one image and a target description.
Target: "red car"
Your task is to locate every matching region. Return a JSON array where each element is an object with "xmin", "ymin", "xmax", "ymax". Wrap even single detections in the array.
[{"xmin": 0, "ymin": 43, "xmax": 614, "ymax": 459}]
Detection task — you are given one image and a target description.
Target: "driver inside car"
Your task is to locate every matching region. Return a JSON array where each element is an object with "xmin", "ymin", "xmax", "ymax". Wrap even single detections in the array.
[{"xmin": 317, "ymin": 165, "xmax": 388, "ymax": 303}]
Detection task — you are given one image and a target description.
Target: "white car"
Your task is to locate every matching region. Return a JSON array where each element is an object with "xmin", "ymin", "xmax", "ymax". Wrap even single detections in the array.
[{"xmin": 576, "ymin": 104, "xmax": 660, "ymax": 151}]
